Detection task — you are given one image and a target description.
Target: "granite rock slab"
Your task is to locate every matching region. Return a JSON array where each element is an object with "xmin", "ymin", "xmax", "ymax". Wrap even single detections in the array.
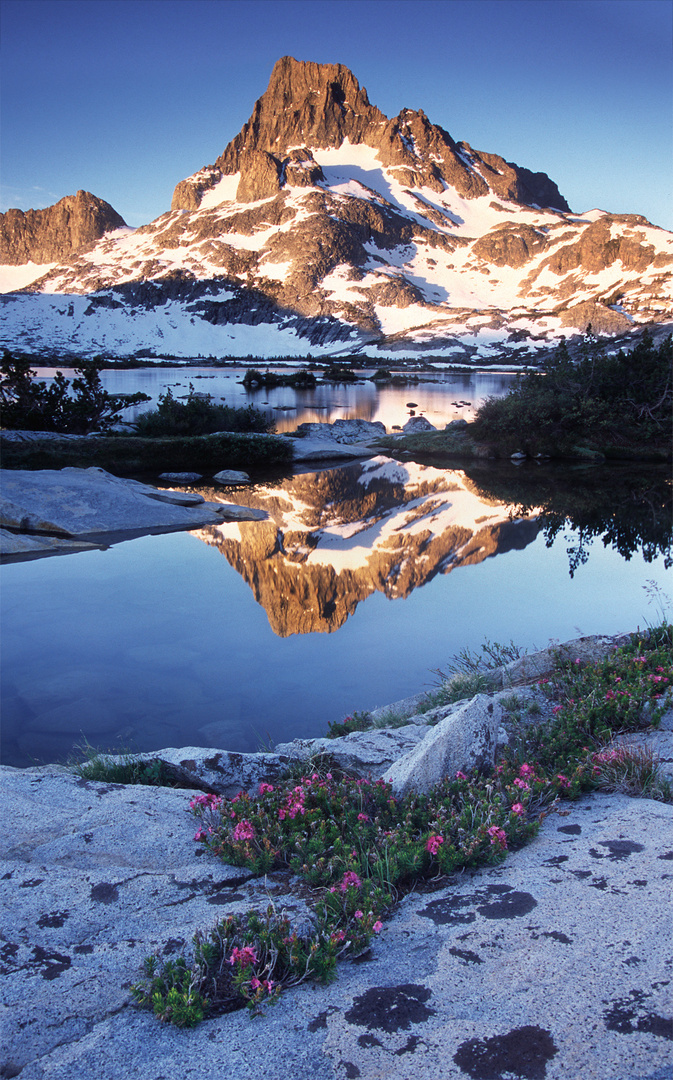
[
  {"xmin": 0, "ymin": 467, "xmax": 268, "ymax": 558},
  {"xmin": 2, "ymin": 766, "xmax": 671, "ymax": 1080}
]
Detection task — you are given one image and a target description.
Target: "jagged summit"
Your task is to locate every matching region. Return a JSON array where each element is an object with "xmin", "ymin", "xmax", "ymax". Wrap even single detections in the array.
[
  {"xmin": 1, "ymin": 57, "xmax": 671, "ymax": 360},
  {"xmin": 172, "ymin": 56, "xmax": 569, "ymax": 212}
]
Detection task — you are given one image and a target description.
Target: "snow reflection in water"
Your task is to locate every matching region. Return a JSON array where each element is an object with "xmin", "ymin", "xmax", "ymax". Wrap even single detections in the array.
[{"xmin": 1, "ymin": 456, "xmax": 670, "ymax": 768}]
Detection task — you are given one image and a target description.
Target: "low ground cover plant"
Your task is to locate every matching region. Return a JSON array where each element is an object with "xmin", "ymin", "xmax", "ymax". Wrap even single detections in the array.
[{"xmin": 132, "ymin": 624, "xmax": 672, "ymax": 1026}]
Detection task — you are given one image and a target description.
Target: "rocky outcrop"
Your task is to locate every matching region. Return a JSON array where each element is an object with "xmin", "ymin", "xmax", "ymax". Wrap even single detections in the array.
[
  {"xmin": 172, "ymin": 56, "xmax": 569, "ymax": 214},
  {"xmin": 384, "ymin": 696, "xmax": 502, "ymax": 795},
  {"xmin": 0, "ymin": 467, "xmax": 268, "ymax": 558},
  {"xmin": 0, "ymin": 190, "xmax": 126, "ymax": 265}
]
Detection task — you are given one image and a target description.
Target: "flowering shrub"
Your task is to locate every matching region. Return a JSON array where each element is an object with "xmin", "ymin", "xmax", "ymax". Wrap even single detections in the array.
[{"xmin": 133, "ymin": 624, "xmax": 672, "ymax": 1026}]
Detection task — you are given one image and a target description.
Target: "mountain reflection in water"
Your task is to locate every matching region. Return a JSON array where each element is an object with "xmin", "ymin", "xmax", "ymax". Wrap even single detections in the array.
[
  {"xmin": 191, "ymin": 459, "xmax": 672, "ymax": 637},
  {"xmin": 191, "ymin": 457, "xmax": 541, "ymax": 636}
]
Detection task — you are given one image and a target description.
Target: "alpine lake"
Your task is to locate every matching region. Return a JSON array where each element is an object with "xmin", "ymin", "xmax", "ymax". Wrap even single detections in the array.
[{"xmin": 1, "ymin": 364, "xmax": 671, "ymax": 768}]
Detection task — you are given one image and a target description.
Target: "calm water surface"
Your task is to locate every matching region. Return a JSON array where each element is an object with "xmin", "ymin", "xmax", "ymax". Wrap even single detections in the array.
[
  {"xmin": 1, "ymin": 450, "xmax": 670, "ymax": 767},
  {"xmin": 34, "ymin": 365, "xmax": 519, "ymax": 431}
]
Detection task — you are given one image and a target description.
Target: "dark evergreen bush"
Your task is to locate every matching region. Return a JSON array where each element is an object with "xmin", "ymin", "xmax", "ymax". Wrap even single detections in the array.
[
  {"xmin": 133, "ymin": 385, "xmax": 274, "ymax": 436},
  {"xmin": 472, "ymin": 332, "xmax": 672, "ymax": 456}
]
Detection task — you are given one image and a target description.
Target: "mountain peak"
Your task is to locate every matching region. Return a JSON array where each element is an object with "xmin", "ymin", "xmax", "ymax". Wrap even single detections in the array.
[
  {"xmin": 214, "ymin": 56, "xmax": 387, "ymax": 172},
  {"xmin": 171, "ymin": 56, "xmax": 570, "ymax": 213}
]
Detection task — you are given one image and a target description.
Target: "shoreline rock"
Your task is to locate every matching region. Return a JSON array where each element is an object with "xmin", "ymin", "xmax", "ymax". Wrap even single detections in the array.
[{"xmin": 0, "ymin": 466, "xmax": 268, "ymax": 559}]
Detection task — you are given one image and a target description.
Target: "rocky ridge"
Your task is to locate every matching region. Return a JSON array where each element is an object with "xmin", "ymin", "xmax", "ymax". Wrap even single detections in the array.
[
  {"xmin": 0, "ymin": 190, "xmax": 127, "ymax": 265},
  {"xmin": 1, "ymin": 57, "xmax": 671, "ymax": 359}
]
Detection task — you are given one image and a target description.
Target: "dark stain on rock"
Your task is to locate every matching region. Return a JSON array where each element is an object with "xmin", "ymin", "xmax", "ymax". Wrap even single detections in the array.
[
  {"xmin": 358, "ymin": 1033, "xmax": 383, "ymax": 1048},
  {"xmin": 395, "ymin": 1035, "xmax": 422, "ymax": 1055},
  {"xmin": 83, "ymin": 833, "xmax": 93, "ymax": 844},
  {"xmin": 421, "ymin": 896, "xmax": 476, "ymax": 925},
  {"xmin": 203, "ymin": 754, "xmax": 222, "ymax": 769},
  {"xmin": 74, "ymin": 944, "xmax": 94, "ymax": 954},
  {"xmin": 588, "ymin": 876, "xmax": 609, "ymax": 891},
  {"xmin": 543, "ymin": 931, "xmax": 572, "ymax": 944},
  {"xmin": 37, "ymin": 911, "xmax": 69, "ymax": 929},
  {"xmin": 449, "ymin": 946, "xmax": 484, "ymax": 964},
  {"xmin": 624, "ymin": 956, "xmax": 642, "ymax": 967},
  {"xmin": 308, "ymin": 1006, "xmax": 339, "ymax": 1032},
  {"xmin": 477, "ymin": 891, "xmax": 537, "ymax": 920},
  {"xmin": 570, "ymin": 869, "xmax": 592, "ymax": 879},
  {"xmin": 453, "ymin": 1024, "xmax": 559, "ymax": 1079},
  {"xmin": 589, "ymin": 848, "xmax": 604, "ymax": 860},
  {"xmin": 0, "ymin": 1062, "xmax": 23, "ymax": 1078},
  {"xmin": 90, "ymin": 882, "xmax": 119, "ymax": 903},
  {"xmin": 341, "ymin": 1062, "xmax": 360, "ymax": 1079},
  {"xmin": 629, "ymin": 880, "xmax": 648, "ymax": 887},
  {"xmin": 604, "ymin": 990, "xmax": 673, "ymax": 1040},
  {"xmin": 598, "ymin": 839, "xmax": 644, "ymax": 861},
  {"xmin": 657, "ymin": 851, "xmax": 673, "ymax": 861},
  {"xmin": 421, "ymin": 884, "xmax": 516, "ymax": 926},
  {"xmin": 543, "ymin": 855, "xmax": 569, "ymax": 866},
  {"xmin": 0, "ymin": 938, "xmax": 19, "ymax": 974},
  {"xmin": 32, "ymin": 945, "xmax": 72, "ymax": 981},
  {"xmin": 206, "ymin": 892, "xmax": 233, "ymax": 905},
  {"xmin": 162, "ymin": 938, "xmax": 184, "ymax": 955},
  {"xmin": 557, "ymin": 824, "xmax": 581, "ymax": 835},
  {"xmin": 19, "ymin": 879, "xmax": 44, "ymax": 889},
  {"xmin": 345, "ymin": 984, "xmax": 436, "ymax": 1033}
]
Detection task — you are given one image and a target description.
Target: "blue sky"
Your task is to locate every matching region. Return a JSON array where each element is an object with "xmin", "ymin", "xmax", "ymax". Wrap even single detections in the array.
[{"xmin": 1, "ymin": 0, "xmax": 671, "ymax": 230}]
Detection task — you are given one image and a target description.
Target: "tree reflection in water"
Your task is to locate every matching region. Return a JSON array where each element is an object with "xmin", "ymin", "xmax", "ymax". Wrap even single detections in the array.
[{"xmin": 463, "ymin": 463, "xmax": 672, "ymax": 577}]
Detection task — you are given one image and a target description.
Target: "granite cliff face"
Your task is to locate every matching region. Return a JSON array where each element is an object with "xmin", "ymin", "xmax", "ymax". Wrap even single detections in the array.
[
  {"xmin": 191, "ymin": 458, "xmax": 540, "ymax": 636},
  {"xmin": 0, "ymin": 190, "xmax": 127, "ymax": 265},
  {"xmin": 1, "ymin": 57, "xmax": 671, "ymax": 359},
  {"xmin": 172, "ymin": 58, "xmax": 569, "ymax": 213}
]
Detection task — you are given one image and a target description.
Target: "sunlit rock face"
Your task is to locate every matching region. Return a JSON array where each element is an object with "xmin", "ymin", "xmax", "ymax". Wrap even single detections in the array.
[
  {"xmin": 1, "ymin": 57, "xmax": 670, "ymax": 359},
  {"xmin": 192, "ymin": 457, "xmax": 540, "ymax": 636}
]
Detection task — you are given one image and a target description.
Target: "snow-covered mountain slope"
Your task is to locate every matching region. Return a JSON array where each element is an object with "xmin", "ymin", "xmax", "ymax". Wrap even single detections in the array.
[{"xmin": 1, "ymin": 57, "xmax": 671, "ymax": 360}]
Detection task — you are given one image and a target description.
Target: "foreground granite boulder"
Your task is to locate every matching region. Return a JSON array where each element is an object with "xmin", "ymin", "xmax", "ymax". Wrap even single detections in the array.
[
  {"xmin": 384, "ymin": 695, "xmax": 503, "ymax": 795},
  {"xmin": 1, "ymin": 765, "xmax": 671, "ymax": 1080},
  {"xmin": 274, "ymin": 724, "xmax": 429, "ymax": 779}
]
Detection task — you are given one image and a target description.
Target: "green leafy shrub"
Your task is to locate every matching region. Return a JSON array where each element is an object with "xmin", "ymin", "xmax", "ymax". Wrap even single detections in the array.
[
  {"xmin": 472, "ymin": 332, "xmax": 672, "ymax": 456},
  {"xmin": 0, "ymin": 350, "xmax": 149, "ymax": 433},
  {"xmin": 326, "ymin": 711, "xmax": 373, "ymax": 738},
  {"xmin": 134, "ymin": 385, "xmax": 274, "ymax": 436}
]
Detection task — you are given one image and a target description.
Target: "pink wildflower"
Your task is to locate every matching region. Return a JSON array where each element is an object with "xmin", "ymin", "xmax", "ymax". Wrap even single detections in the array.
[
  {"xmin": 354, "ymin": 910, "xmax": 364, "ymax": 919},
  {"xmin": 194, "ymin": 828, "xmax": 206, "ymax": 841},
  {"xmin": 513, "ymin": 777, "xmax": 530, "ymax": 791},
  {"xmin": 510, "ymin": 803, "xmax": 525, "ymax": 816},
  {"xmin": 357, "ymin": 813, "xmax": 370, "ymax": 822},
  {"xmin": 373, "ymin": 920, "xmax": 383, "ymax": 933},
  {"xmin": 556, "ymin": 774, "xmax": 571, "ymax": 789},
  {"xmin": 228, "ymin": 945, "xmax": 258, "ymax": 968},
  {"xmin": 259, "ymin": 782, "xmax": 274, "ymax": 795},
  {"xmin": 340, "ymin": 870, "xmax": 362, "ymax": 892},
  {"xmin": 487, "ymin": 825, "xmax": 508, "ymax": 849},
  {"xmin": 455, "ymin": 771, "xmax": 467, "ymax": 780},
  {"xmin": 425, "ymin": 834, "xmax": 444, "ymax": 855},
  {"xmin": 519, "ymin": 763, "xmax": 535, "ymax": 778},
  {"xmin": 232, "ymin": 819, "xmax": 256, "ymax": 842}
]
